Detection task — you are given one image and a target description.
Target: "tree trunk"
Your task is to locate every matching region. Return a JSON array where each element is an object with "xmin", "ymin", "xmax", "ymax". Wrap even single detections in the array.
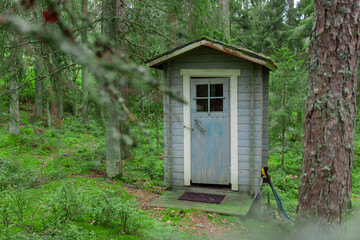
[
  {"xmin": 81, "ymin": 0, "xmax": 89, "ymax": 124},
  {"xmin": 105, "ymin": 101, "xmax": 121, "ymax": 178},
  {"xmin": 57, "ymin": 79, "xmax": 64, "ymax": 120},
  {"xmin": 34, "ymin": 62, "xmax": 43, "ymax": 118},
  {"xmin": 9, "ymin": 79, "xmax": 19, "ymax": 136},
  {"xmin": 298, "ymin": 0, "xmax": 360, "ymax": 228},
  {"xmin": 103, "ymin": 0, "xmax": 122, "ymax": 178},
  {"xmin": 72, "ymin": 67, "xmax": 78, "ymax": 117},
  {"xmin": 71, "ymin": 1, "xmax": 78, "ymax": 118},
  {"xmin": 46, "ymin": 95, "xmax": 51, "ymax": 127},
  {"xmin": 219, "ymin": 0, "xmax": 230, "ymax": 36},
  {"xmin": 287, "ymin": 0, "xmax": 295, "ymax": 25}
]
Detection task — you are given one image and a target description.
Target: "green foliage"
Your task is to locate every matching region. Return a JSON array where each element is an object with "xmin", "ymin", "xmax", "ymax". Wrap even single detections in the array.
[
  {"xmin": 0, "ymin": 160, "xmax": 37, "ymax": 189},
  {"xmin": 269, "ymin": 48, "xmax": 307, "ymax": 168},
  {"xmin": 158, "ymin": 208, "xmax": 198, "ymax": 224},
  {"xmin": 120, "ymin": 121, "xmax": 165, "ymax": 187},
  {"xmin": 0, "ymin": 178, "xmax": 187, "ymax": 239}
]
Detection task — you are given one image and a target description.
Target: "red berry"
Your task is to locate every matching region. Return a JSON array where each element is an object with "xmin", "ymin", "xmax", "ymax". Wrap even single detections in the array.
[{"xmin": 42, "ymin": 9, "xmax": 59, "ymax": 23}]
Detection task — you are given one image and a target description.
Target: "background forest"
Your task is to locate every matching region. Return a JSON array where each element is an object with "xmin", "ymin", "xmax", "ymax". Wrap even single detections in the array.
[{"xmin": 0, "ymin": 0, "xmax": 359, "ymax": 239}]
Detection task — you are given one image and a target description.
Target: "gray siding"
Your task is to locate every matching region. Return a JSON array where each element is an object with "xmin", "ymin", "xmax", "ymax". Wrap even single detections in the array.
[
  {"xmin": 262, "ymin": 68, "xmax": 269, "ymax": 168},
  {"xmin": 163, "ymin": 46, "xmax": 265, "ymax": 192},
  {"xmin": 237, "ymin": 63, "xmax": 263, "ymax": 193}
]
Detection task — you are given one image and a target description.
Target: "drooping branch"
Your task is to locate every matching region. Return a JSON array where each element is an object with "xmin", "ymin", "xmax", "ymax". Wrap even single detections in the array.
[{"xmin": 0, "ymin": 63, "xmax": 76, "ymax": 97}]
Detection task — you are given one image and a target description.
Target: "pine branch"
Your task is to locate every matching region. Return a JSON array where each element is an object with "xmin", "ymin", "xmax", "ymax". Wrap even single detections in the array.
[
  {"xmin": 111, "ymin": 16, "xmax": 174, "ymax": 43},
  {"xmin": 0, "ymin": 63, "xmax": 76, "ymax": 97}
]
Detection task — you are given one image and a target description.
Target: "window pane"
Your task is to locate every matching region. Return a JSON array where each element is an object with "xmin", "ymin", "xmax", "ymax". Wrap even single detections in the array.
[
  {"xmin": 196, "ymin": 85, "xmax": 208, "ymax": 97},
  {"xmin": 210, "ymin": 84, "xmax": 223, "ymax": 97},
  {"xmin": 196, "ymin": 99, "xmax": 208, "ymax": 112},
  {"xmin": 210, "ymin": 99, "xmax": 223, "ymax": 111}
]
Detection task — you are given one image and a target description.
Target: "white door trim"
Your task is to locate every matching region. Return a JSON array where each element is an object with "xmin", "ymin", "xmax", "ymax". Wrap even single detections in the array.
[{"xmin": 180, "ymin": 69, "xmax": 241, "ymax": 191}]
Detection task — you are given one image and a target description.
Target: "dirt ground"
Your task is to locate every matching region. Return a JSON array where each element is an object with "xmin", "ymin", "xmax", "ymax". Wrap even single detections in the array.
[{"xmin": 123, "ymin": 184, "xmax": 247, "ymax": 239}]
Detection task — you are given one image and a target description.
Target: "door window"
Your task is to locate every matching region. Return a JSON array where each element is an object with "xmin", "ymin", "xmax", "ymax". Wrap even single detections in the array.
[{"xmin": 195, "ymin": 84, "xmax": 224, "ymax": 112}]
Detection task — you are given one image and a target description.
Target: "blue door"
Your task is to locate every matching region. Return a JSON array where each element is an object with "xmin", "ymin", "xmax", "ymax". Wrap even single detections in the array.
[{"xmin": 190, "ymin": 78, "xmax": 230, "ymax": 185}]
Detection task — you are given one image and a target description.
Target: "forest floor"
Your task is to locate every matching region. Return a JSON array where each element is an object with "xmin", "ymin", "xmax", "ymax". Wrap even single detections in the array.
[{"xmin": 1, "ymin": 108, "xmax": 360, "ymax": 239}]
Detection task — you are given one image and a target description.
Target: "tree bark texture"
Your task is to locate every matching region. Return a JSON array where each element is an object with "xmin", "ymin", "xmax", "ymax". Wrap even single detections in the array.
[
  {"xmin": 34, "ymin": 63, "xmax": 43, "ymax": 118},
  {"xmin": 105, "ymin": 101, "xmax": 121, "ymax": 178},
  {"xmin": 298, "ymin": 0, "xmax": 360, "ymax": 226},
  {"xmin": 56, "ymin": 78, "xmax": 64, "ymax": 120},
  {"xmin": 103, "ymin": 0, "xmax": 122, "ymax": 178},
  {"xmin": 46, "ymin": 95, "xmax": 51, "ymax": 127},
  {"xmin": 219, "ymin": 0, "xmax": 230, "ymax": 36},
  {"xmin": 81, "ymin": 0, "xmax": 89, "ymax": 124},
  {"xmin": 9, "ymin": 79, "xmax": 19, "ymax": 136},
  {"xmin": 72, "ymin": 67, "xmax": 78, "ymax": 117}
]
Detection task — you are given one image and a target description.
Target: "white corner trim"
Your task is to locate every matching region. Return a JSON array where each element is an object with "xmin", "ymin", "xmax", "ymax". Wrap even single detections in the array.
[
  {"xmin": 180, "ymin": 69, "xmax": 241, "ymax": 77},
  {"xmin": 230, "ymin": 76, "xmax": 239, "ymax": 191},
  {"xmin": 183, "ymin": 75, "xmax": 191, "ymax": 186},
  {"xmin": 181, "ymin": 69, "xmax": 240, "ymax": 191}
]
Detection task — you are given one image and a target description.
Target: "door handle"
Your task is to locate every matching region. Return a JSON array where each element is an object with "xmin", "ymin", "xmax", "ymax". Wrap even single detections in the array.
[{"xmin": 194, "ymin": 119, "xmax": 206, "ymax": 132}]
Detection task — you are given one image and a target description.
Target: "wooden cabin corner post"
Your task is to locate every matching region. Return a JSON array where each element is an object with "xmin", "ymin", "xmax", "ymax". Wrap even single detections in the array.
[
  {"xmin": 230, "ymin": 75, "xmax": 239, "ymax": 191},
  {"xmin": 249, "ymin": 63, "xmax": 255, "ymax": 195},
  {"xmin": 164, "ymin": 63, "xmax": 172, "ymax": 187},
  {"xmin": 183, "ymin": 74, "xmax": 191, "ymax": 186}
]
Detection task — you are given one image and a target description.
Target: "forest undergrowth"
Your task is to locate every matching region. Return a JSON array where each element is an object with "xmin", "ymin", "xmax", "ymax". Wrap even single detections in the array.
[{"xmin": 1, "ymin": 101, "xmax": 360, "ymax": 239}]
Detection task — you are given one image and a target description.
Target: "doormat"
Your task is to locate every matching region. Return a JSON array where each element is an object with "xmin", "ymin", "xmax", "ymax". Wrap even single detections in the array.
[{"xmin": 178, "ymin": 192, "xmax": 225, "ymax": 204}]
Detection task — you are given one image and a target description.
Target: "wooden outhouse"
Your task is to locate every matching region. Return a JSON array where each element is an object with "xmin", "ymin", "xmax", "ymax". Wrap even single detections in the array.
[{"xmin": 146, "ymin": 37, "xmax": 276, "ymax": 193}]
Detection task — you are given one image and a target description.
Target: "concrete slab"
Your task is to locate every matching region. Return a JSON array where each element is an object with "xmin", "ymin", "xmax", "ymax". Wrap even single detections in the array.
[{"xmin": 149, "ymin": 191, "xmax": 253, "ymax": 216}]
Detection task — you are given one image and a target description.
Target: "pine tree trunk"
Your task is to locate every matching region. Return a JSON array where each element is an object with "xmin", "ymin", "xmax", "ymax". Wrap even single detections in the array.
[
  {"xmin": 81, "ymin": 0, "xmax": 89, "ymax": 124},
  {"xmin": 34, "ymin": 63, "xmax": 43, "ymax": 118},
  {"xmin": 298, "ymin": 0, "xmax": 360, "ymax": 228},
  {"xmin": 103, "ymin": 0, "xmax": 122, "ymax": 178},
  {"xmin": 57, "ymin": 80, "xmax": 64, "ymax": 120},
  {"xmin": 287, "ymin": 0, "xmax": 295, "ymax": 25},
  {"xmin": 9, "ymin": 79, "xmax": 19, "ymax": 136},
  {"xmin": 105, "ymin": 101, "xmax": 121, "ymax": 178},
  {"xmin": 116, "ymin": 0, "xmax": 131, "ymax": 160},
  {"xmin": 46, "ymin": 95, "xmax": 51, "ymax": 127},
  {"xmin": 219, "ymin": 0, "xmax": 230, "ymax": 36},
  {"xmin": 72, "ymin": 67, "xmax": 78, "ymax": 117}
]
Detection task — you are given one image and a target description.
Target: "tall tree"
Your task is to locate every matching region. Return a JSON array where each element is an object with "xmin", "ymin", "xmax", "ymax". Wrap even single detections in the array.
[
  {"xmin": 81, "ymin": 0, "xmax": 89, "ymax": 124},
  {"xmin": 9, "ymin": 49, "xmax": 21, "ymax": 136},
  {"xmin": 34, "ymin": 59, "xmax": 43, "ymax": 118},
  {"xmin": 9, "ymin": 76, "xmax": 19, "ymax": 136},
  {"xmin": 298, "ymin": 0, "xmax": 360, "ymax": 228},
  {"xmin": 103, "ymin": 0, "xmax": 122, "ymax": 178},
  {"xmin": 219, "ymin": 0, "xmax": 230, "ymax": 36},
  {"xmin": 33, "ymin": 7, "xmax": 43, "ymax": 119},
  {"xmin": 269, "ymin": 48, "xmax": 306, "ymax": 169}
]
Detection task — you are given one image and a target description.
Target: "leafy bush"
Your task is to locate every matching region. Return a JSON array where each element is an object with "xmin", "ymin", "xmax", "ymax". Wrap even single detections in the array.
[
  {"xmin": 0, "ymin": 180, "xmax": 187, "ymax": 239},
  {"xmin": 0, "ymin": 159, "xmax": 37, "ymax": 189}
]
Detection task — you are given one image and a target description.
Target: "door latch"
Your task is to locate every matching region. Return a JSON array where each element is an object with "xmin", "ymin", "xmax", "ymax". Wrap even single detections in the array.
[{"xmin": 194, "ymin": 119, "xmax": 206, "ymax": 132}]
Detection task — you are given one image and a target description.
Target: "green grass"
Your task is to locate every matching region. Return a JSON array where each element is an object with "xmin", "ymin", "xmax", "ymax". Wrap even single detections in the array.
[
  {"xmin": 2, "ymin": 99, "xmax": 360, "ymax": 239},
  {"xmin": 0, "ymin": 110, "xmax": 189, "ymax": 239}
]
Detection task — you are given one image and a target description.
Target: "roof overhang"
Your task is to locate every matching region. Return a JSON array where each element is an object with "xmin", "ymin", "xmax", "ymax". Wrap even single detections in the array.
[{"xmin": 145, "ymin": 37, "xmax": 277, "ymax": 71}]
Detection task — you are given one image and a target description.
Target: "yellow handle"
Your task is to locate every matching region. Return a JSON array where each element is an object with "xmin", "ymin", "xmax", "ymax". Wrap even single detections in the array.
[{"xmin": 261, "ymin": 168, "xmax": 267, "ymax": 178}]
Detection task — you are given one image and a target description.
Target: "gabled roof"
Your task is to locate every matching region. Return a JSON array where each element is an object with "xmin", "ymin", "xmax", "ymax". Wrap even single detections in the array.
[{"xmin": 145, "ymin": 37, "xmax": 277, "ymax": 71}]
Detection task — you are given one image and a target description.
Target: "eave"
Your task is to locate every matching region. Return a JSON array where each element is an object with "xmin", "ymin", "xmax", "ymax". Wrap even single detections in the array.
[{"xmin": 145, "ymin": 37, "xmax": 277, "ymax": 71}]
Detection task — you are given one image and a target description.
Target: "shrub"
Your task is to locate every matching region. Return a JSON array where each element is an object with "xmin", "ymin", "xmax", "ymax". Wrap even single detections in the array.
[{"xmin": 0, "ymin": 159, "xmax": 37, "ymax": 189}]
